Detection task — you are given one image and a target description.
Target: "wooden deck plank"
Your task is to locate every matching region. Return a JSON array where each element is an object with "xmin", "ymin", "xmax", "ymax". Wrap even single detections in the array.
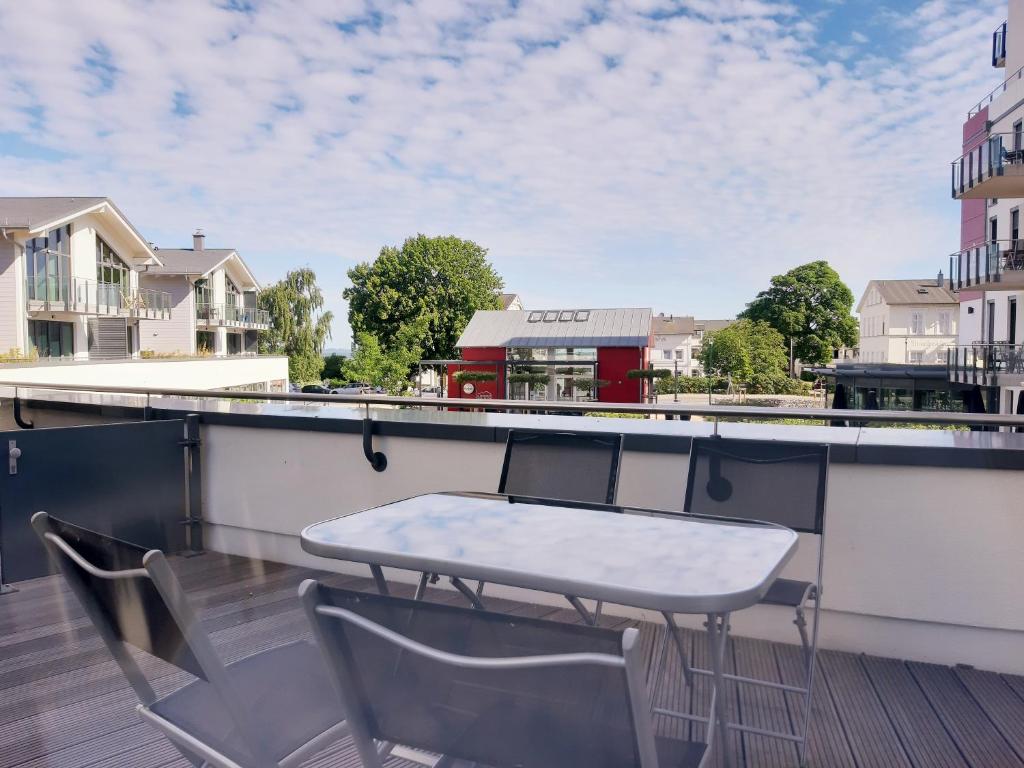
[
  {"xmin": 817, "ymin": 651, "xmax": 912, "ymax": 768},
  {"xmin": 955, "ymin": 667, "xmax": 1024, "ymax": 762},
  {"xmin": 909, "ymin": 662, "xmax": 1024, "ymax": 768},
  {"xmin": 1, "ymin": 555, "xmax": 1021, "ymax": 768},
  {"xmin": 861, "ymin": 655, "xmax": 967, "ymax": 768},
  {"xmin": 775, "ymin": 643, "xmax": 856, "ymax": 768},
  {"xmin": 732, "ymin": 636, "xmax": 798, "ymax": 768}
]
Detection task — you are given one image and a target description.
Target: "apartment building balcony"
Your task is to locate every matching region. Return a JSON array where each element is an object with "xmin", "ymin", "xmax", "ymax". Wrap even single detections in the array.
[
  {"xmin": 947, "ymin": 239, "xmax": 1024, "ymax": 290},
  {"xmin": 951, "ymin": 133, "xmax": 1024, "ymax": 199},
  {"xmin": 947, "ymin": 342, "xmax": 1024, "ymax": 386},
  {"xmin": 196, "ymin": 302, "xmax": 270, "ymax": 329},
  {"xmin": 25, "ymin": 276, "xmax": 172, "ymax": 320},
  {"xmin": 1, "ymin": 387, "xmax": 1023, "ymax": 767}
]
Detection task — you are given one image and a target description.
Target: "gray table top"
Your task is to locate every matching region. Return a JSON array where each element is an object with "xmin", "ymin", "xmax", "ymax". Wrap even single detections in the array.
[{"xmin": 300, "ymin": 492, "xmax": 799, "ymax": 614}]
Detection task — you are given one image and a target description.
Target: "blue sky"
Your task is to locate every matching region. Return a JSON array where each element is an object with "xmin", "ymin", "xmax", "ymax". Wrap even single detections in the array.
[{"xmin": 0, "ymin": 0, "xmax": 1006, "ymax": 344}]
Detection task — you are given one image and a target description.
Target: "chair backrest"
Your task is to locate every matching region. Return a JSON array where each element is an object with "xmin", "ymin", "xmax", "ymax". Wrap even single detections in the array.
[
  {"xmin": 301, "ymin": 582, "xmax": 658, "ymax": 768},
  {"xmin": 33, "ymin": 511, "xmax": 283, "ymax": 767},
  {"xmin": 498, "ymin": 430, "xmax": 624, "ymax": 505},
  {"xmin": 684, "ymin": 436, "xmax": 829, "ymax": 534}
]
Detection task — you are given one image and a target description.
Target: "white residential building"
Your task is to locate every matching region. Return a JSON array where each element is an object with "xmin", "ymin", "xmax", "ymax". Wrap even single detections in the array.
[
  {"xmin": 856, "ymin": 280, "xmax": 958, "ymax": 365},
  {"xmin": 0, "ymin": 198, "xmax": 286, "ymax": 391},
  {"xmin": 649, "ymin": 315, "xmax": 732, "ymax": 376}
]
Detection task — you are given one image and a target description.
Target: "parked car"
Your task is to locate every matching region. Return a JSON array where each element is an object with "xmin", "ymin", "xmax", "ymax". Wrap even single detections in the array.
[
  {"xmin": 332, "ymin": 383, "xmax": 371, "ymax": 395},
  {"xmin": 300, "ymin": 384, "xmax": 331, "ymax": 394}
]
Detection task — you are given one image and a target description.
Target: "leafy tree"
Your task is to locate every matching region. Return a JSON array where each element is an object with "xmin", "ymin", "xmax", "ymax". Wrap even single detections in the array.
[
  {"xmin": 258, "ymin": 268, "xmax": 333, "ymax": 382},
  {"xmin": 739, "ymin": 261, "xmax": 859, "ymax": 368},
  {"xmin": 344, "ymin": 235, "xmax": 504, "ymax": 361},
  {"xmin": 346, "ymin": 319, "xmax": 427, "ymax": 394},
  {"xmin": 322, "ymin": 353, "xmax": 348, "ymax": 382},
  {"xmin": 698, "ymin": 320, "xmax": 789, "ymax": 393}
]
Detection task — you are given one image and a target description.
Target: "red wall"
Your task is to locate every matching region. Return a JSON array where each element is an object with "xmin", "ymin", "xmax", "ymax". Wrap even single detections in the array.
[
  {"xmin": 447, "ymin": 347, "xmax": 505, "ymax": 400},
  {"xmin": 961, "ymin": 108, "xmax": 990, "ymax": 250},
  {"xmin": 597, "ymin": 347, "xmax": 645, "ymax": 404}
]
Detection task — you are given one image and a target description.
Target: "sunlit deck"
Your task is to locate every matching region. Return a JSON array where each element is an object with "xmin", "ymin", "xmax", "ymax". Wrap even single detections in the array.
[{"xmin": 2, "ymin": 552, "xmax": 1023, "ymax": 768}]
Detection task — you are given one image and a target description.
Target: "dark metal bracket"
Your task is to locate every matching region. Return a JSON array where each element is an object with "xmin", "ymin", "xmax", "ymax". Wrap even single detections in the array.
[
  {"xmin": 362, "ymin": 418, "xmax": 387, "ymax": 472},
  {"xmin": 12, "ymin": 394, "xmax": 34, "ymax": 430}
]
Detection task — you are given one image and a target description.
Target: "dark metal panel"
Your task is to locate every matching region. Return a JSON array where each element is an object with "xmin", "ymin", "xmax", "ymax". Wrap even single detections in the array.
[{"xmin": 0, "ymin": 420, "xmax": 189, "ymax": 584}]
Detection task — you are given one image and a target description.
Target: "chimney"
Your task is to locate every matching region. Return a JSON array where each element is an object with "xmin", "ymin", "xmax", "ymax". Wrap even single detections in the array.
[
  {"xmin": 193, "ymin": 229, "xmax": 205, "ymax": 251},
  {"xmin": 937, "ymin": 270, "xmax": 943, "ymax": 287}
]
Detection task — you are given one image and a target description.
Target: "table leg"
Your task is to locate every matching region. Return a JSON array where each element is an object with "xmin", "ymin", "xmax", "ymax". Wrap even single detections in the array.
[{"xmin": 706, "ymin": 612, "xmax": 734, "ymax": 768}]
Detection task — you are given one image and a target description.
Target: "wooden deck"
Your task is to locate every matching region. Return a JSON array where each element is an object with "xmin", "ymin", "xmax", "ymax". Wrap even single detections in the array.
[{"xmin": 1, "ymin": 552, "xmax": 1023, "ymax": 768}]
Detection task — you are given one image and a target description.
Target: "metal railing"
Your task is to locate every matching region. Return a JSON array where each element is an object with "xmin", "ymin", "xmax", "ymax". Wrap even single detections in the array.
[
  {"xmin": 947, "ymin": 239, "xmax": 1024, "ymax": 289},
  {"xmin": 26, "ymin": 277, "xmax": 172, "ymax": 319},
  {"xmin": 947, "ymin": 343, "xmax": 1024, "ymax": 386},
  {"xmin": 4, "ymin": 381, "xmax": 1024, "ymax": 429},
  {"xmin": 950, "ymin": 132, "xmax": 1024, "ymax": 198},
  {"xmin": 968, "ymin": 64, "xmax": 1024, "ymax": 118},
  {"xmin": 196, "ymin": 303, "xmax": 270, "ymax": 327}
]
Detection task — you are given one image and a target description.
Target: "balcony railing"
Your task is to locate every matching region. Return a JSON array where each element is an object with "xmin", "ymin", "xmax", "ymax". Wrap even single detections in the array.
[
  {"xmin": 196, "ymin": 302, "xmax": 270, "ymax": 328},
  {"xmin": 25, "ymin": 276, "xmax": 172, "ymax": 319},
  {"xmin": 950, "ymin": 132, "xmax": 1024, "ymax": 199},
  {"xmin": 946, "ymin": 238, "xmax": 1024, "ymax": 289},
  {"xmin": 947, "ymin": 342, "xmax": 1024, "ymax": 385},
  {"xmin": 967, "ymin": 64, "xmax": 1024, "ymax": 118},
  {"xmin": 994, "ymin": 20, "xmax": 1007, "ymax": 68}
]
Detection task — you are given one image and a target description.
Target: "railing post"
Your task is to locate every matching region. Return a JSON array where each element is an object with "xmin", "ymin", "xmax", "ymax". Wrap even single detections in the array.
[{"xmin": 182, "ymin": 414, "xmax": 204, "ymax": 555}]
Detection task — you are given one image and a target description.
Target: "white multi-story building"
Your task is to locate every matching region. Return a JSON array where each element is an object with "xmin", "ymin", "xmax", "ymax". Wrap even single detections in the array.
[
  {"xmin": 855, "ymin": 280, "xmax": 958, "ymax": 364},
  {"xmin": 0, "ymin": 198, "xmax": 286, "ymax": 391},
  {"xmin": 140, "ymin": 230, "xmax": 270, "ymax": 358},
  {"xmin": 649, "ymin": 315, "xmax": 732, "ymax": 376},
  {"xmin": 948, "ymin": 0, "xmax": 1024, "ymax": 413}
]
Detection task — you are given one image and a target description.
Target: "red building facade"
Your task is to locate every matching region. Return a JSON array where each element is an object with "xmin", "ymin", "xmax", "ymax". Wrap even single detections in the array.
[{"xmin": 447, "ymin": 308, "xmax": 652, "ymax": 404}]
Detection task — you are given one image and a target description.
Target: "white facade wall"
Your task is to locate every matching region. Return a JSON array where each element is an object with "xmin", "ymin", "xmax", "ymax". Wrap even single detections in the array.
[
  {"xmin": 650, "ymin": 331, "xmax": 704, "ymax": 376},
  {"xmin": 139, "ymin": 274, "xmax": 197, "ymax": 354},
  {"xmin": 858, "ymin": 296, "xmax": 957, "ymax": 364},
  {"xmin": 0, "ymin": 239, "xmax": 22, "ymax": 353}
]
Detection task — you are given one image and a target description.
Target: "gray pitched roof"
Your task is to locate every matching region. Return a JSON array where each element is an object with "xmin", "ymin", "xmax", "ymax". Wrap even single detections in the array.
[
  {"xmin": 652, "ymin": 315, "xmax": 696, "ymax": 335},
  {"xmin": 0, "ymin": 197, "xmax": 107, "ymax": 230},
  {"xmin": 147, "ymin": 248, "xmax": 237, "ymax": 276},
  {"xmin": 457, "ymin": 308, "xmax": 652, "ymax": 348},
  {"xmin": 699, "ymin": 319, "xmax": 733, "ymax": 332},
  {"xmin": 868, "ymin": 280, "xmax": 958, "ymax": 306}
]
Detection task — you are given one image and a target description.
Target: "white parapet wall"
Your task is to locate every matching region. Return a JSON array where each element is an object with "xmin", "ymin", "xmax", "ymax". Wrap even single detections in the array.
[
  {"xmin": 198, "ymin": 415, "xmax": 1024, "ymax": 676},
  {"xmin": 0, "ymin": 355, "xmax": 289, "ymax": 390}
]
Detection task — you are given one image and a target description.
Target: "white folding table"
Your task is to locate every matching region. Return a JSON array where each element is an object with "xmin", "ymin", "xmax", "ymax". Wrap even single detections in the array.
[{"xmin": 301, "ymin": 491, "xmax": 799, "ymax": 767}]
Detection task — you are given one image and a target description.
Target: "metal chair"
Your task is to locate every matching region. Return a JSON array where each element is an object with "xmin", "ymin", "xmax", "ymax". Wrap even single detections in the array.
[
  {"xmin": 32, "ymin": 512, "xmax": 348, "ymax": 768},
  {"xmin": 300, "ymin": 580, "xmax": 708, "ymax": 768},
  {"xmin": 448, "ymin": 429, "xmax": 624, "ymax": 621},
  {"xmin": 667, "ymin": 436, "xmax": 829, "ymax": 765}
]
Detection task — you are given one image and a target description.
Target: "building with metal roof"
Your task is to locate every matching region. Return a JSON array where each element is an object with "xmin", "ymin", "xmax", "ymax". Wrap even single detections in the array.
[{"xmin": 445, "ymin": 308, "xmax": 653, "ymax": 404}]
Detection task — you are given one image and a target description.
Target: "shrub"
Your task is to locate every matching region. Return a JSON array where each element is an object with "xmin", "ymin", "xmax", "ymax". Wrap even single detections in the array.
[
  {"xmin": 0, "ymin": 347, "xmax": 39, "ymax": 363},
  {"xmin": 453, "ymin": 370, "xmax": 497, "ymax": 383},
  {"xmin": 507, "ymin": 372, "xmax": 549, "ymax": 386},
  {"xmin": 627, "ymin": 368, "xmax": 670, "ymax": 379}
]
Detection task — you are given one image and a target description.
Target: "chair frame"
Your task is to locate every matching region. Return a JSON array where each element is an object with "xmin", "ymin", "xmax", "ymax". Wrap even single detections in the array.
[
  {"xmin": 31, "ymin": 512, "xmax": 348, "ymax": 768},
  {"xmin": 659, "ymin": 436, "xmax": 828, "ymax": 766},
  {"xmin": 299, "ymin": 579, "xmax": 663, "ymax": 768}
]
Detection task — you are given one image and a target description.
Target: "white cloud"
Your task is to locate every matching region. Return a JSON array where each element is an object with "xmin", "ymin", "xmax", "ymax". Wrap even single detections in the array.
[{"xmin": 0, "ymin": 0, "xmax": 1007, "ymax": 341}]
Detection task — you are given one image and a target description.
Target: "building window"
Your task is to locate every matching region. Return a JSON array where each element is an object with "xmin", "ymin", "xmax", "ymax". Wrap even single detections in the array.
[
  {"xmin": 25, "ymin": 225, "xmax": 72, "ymax": 302},
  {"xmin": 28, "ymin": 320, "xmax": 74, "ymax": 358},
  {"xmin": 675, "ymin": 349, "xmax": 685, "ymax": 360},
  {"xmin": 910, "ymin": 312, "xmax": 924, "ymax": 335},
  {"xmin": 97, "ymin": 237, "xmax": 130, "ymax": 306},
  {"xmin": 909, "ymin": 351, "xmax": 924, "ymax": 364},
  {"xmin": 196, "ymin": 330, "xmax": 215, "ymax": 354},
  {"xmin": 938, "ymin": 311, "xmax": 952, "ymax": 336}
]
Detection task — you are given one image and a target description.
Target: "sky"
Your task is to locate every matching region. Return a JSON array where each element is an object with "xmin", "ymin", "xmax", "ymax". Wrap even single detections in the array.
[{"xmin": 0, "ymin": 0, "xmax": 1008, "ymax": 346}]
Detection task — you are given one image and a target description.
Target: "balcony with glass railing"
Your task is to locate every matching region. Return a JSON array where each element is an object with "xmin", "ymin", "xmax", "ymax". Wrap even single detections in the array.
[
  {"xmin": 195, "ymin": 302, "xmax": 270, "ymax": 329},
  {"xmin": 946, "ymin": 238, "xmax": 1024, "ymax": 290},
  {"xmin": 948, "ymin": 342, "xmax": 1024, "ymax": 386},
  {"xmin": 25, "ymin": 275, "xmax": 172, "ymax": 319},
  {"xmin": 951, "ymin": 132, "xmax": 1024, "ymax": 199}
]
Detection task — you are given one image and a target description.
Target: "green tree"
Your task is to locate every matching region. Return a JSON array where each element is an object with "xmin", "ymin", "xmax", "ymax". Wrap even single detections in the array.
[
  {"xmin": 739, "ymin": 261, "xmax": 859, "ymax": 368},
  {"xmin": 322, "ymin": 353, "xmax": 348, "ymax": 382},
  {"xmin": 344, "ymin": 235, "xmax": 504, "ymax": 361},
  {"xmin": 346, "ymin": 319, "xmax": 427, "ymax": 394},
  {"xmin": 698, "ymin": 320, "xmax": 789, "ymax": 393},
  {"xmin": 258, "ymin": 268, "xmax": 334, "ymax": 382}
]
